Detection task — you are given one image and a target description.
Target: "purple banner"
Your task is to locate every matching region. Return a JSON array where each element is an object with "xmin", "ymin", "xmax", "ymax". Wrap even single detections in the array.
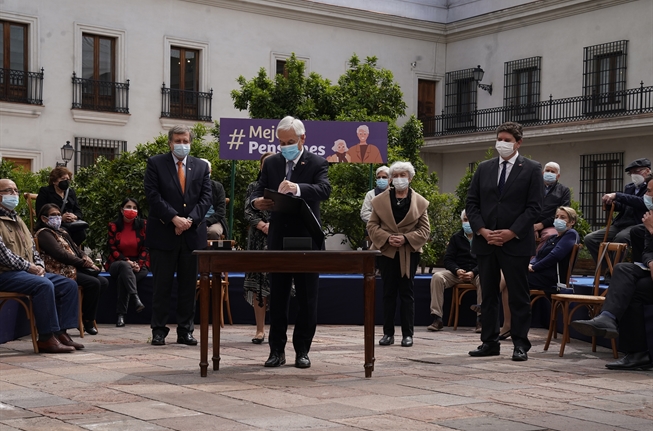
[{"xmin": 219, "ymin": 118, "xmax": 388, "ymax": 163}]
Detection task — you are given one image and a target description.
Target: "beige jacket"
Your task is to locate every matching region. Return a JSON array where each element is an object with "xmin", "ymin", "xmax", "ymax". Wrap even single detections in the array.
[
  {"xmin": 366, "ymin": 188, "xmax": 430, "ymax": 277},
  {"xmin": 0, "ymin": 214, "xmax": 35, "ymax": 273}
]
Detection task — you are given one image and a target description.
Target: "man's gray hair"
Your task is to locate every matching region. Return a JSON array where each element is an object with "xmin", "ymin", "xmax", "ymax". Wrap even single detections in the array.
[
  {"xmin": 376, "ymin": 165, "xmax": 390, "ymax": 176},
  {"xmin": 168, "ymin": 125, "xmax": 195, "ymax": 143},
  {"xmin": 200, "ymin": 158, "xmax": 211, "ymax": 172},
  {"xmin": 545, "ymin": 161, "xmax": 560, "ymax": 174},
  {"xmin": 357, "ymin": 124, "xmax": 369, "ymax": 134},
  {"xmin": 389, "ymin": 161, "xmax": 415, "ymax": 179},
  {"xmin": 460, "ymin": 209, "xmax": 466, "ymax": 220},
  {"xmin": 276, "ymin": 116, "xmax": 305, "ymax": 138}
]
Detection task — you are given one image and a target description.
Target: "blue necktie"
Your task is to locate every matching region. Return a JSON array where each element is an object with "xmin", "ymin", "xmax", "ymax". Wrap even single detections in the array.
[
  {"xmin": 286, "ymin": 160, "xmax": 294, "ymax": 180},
  {"xmin": 498, "ymin": 161, "xmax": 508, "ymax": 195}
]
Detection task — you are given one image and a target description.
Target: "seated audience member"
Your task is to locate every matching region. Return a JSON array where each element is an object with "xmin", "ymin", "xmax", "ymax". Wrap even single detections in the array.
[
  {"xmin": 106, "ymin": 198, "xmax": 148, "ymax": 327},
  {"xmin": 200, "ymin": 158, "xmax": 228, "ymax": 240},
  {"xmin": 360, "ymin": 165, "xmax": 391, "ymax": 224},
  {"xmin": 428, "ymin": 210, "xmax": 482, "ymax": 332},
  {"xmin": 571, "ymin": 179, "xmax": 653, "ymax": 370},
  {"xmin": 534, "ymin": 162, "xmax": 571, "ymax": 241},
  {"xmin": 584, "ymin": 158, "xmax": 650, "ymax": 265},
  {"xmin": 630, "ymin": 175, "xmax": 653, "ymax": 263},
  {"xmin": 35, "ymin": 204, "xmax": 107, "ymax": 335},
  {"xmin": 0, "ymin": 179, "xmax": 82, "ymax": 353},
  {"xmin": 36, "ymin": 167, "xmax": 87, "ymax": 246}
]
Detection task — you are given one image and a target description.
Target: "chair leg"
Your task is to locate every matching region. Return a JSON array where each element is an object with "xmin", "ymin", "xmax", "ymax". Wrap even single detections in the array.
[
  {"xmin": 447, "ymin": 287, "xmax": 456, "ymax": 327},
  {"xmin": 559, "ymin": 301, "xmax": 571, "ymax": 357},
  {"xmin": 453, "ymin": 289, "xmax": 461, "ymax": 331},
  {"xmin": 219, "ymin": 280, "xmax": 225, "ymax": 329},
  {"xmin": 610, "ymin": 339, "xmax": 618, "ymax": 359},
  {"xmin": 544, "ymin": 299, "xmax": 558, "ymax": 352},
  {"xmin": 223, "ymin": 281, "xmax": 233, "ymax": 325},
  {"xmin": 27, "ymin": 299, "xmax": 39, "ymax": 353},
  {"xmin": 78, "ymin": 286, "xmax": 84, "ymax": 338}
]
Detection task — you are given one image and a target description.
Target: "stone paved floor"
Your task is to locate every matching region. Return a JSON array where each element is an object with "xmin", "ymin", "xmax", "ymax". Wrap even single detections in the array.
[{"xmin": 1, "ymin": 324, "xmax": 652, "ymax": 431}]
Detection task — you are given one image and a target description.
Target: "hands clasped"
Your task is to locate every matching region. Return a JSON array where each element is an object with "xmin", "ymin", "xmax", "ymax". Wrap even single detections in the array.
[
  {"xmin": 482, "ymin": 229, "xmax": 516, "ymax": 246},
  {"xmin": 388, "ymin": 234, "xmax": 406, "ymax": 248},
  {"xmin": 173, "ymin": 215, "xmax": 192, "ymax": 235}
]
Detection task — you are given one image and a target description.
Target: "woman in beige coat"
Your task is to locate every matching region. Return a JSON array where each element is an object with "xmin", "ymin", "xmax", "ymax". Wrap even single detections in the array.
[{"xmin": 367, "ymin": 161, "xmax": 430, "ymax": 347}]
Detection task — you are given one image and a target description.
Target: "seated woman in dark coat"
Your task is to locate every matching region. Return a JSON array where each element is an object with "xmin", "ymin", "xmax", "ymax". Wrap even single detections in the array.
[{"xmin": 36, "ymin": 167, "xmax": 86, "ymax": 245}]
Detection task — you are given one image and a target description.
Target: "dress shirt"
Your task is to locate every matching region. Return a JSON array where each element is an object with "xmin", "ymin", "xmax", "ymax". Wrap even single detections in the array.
[{"xmin": 497, "ymin": 152, "xmax": 519, "ymax": 184}]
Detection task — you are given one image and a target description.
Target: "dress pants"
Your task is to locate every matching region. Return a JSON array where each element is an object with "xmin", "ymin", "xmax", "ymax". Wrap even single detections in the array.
[
  {"xmin": 379, "ymin": 252, "xmax": 420, "ymax": 338},
  {"xmin": 75, "ymin": 271, "xmax": 107, "ymax": 322},
  {"xmin": 629, "ymin": 224, "xmax": 647, "ymax": 263},
  {"xmin": 477, "ymin": 249, "xmax": 532, "ymax": 351},
  {"xmin": 150, "ymin": 237, "xmax": 197, "ymax": 337},
  {"xmin": 268, "ymin": 272, "xmax": 319, "ymax": 355},
  {"xmin": 429, "ymin": 271, "xmax": 481, "ymax": 318},
  {"xmin": 109, "ymin": 261, "xmax": 148, "ymax": 314},
  {"xmin": 0, "ymin": 271, "xmax": 78, "ymax": 335},
  {"xmin": 602, "ymin": 262, "xmax": 653, "ymax": 353},
  {"xmin": 584, "ymin": 225, "xmax": 634, "ymax": 262}
]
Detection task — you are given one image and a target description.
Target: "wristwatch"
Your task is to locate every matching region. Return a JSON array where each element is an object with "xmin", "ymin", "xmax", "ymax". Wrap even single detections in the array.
[{"xmin": 187, "ymin": 217, "xmax": 193, "ymax": 224}]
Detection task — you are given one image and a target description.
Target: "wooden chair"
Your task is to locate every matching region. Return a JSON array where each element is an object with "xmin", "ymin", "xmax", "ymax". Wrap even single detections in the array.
[
  {"xmin": 0, "ymin": 292, "xmax": 39, "ymax": 353},
  {"xmin": 530, "ymin": 243, "xmax": 582, "ymax": 307},
  {"xmin": 196, "ymin": 239, "xmax": 235, "ymax": 328},
  {"xmin": 447, "ymin": 283, "xmax": 476, "ymax": 330},
  {"xmin": 23, "ymin": 192, "xmax": 38, "ymax": 234},
  {"xmin": 543, "ymin": 242, "xmax": 627, "ymax": 358}
]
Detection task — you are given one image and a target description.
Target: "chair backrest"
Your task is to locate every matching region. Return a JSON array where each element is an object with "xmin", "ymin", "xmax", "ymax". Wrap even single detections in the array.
[
  {"xmin": 592, "ymin": 242, "xmax": 628, "ymax": 296},
  {"xmin": 563, "ymin": 243, "xmax": 582, "ymax": 286},
  {"xmin": 23, "ymin": 193, "xmax": 38, "ymax": 234},
  {"xmin": 602, "ymin": 202, "xmax": 616, "ymax": 243}
]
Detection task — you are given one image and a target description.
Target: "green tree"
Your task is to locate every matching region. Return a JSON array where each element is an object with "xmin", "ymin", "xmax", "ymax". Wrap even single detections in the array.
[{"xmin": 0, "ymin": 159, "xmax": 50, "ymax": 227}]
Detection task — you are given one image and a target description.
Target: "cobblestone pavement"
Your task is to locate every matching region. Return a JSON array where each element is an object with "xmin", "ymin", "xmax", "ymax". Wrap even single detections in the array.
[{"xmin": 1, "ymin": 324, "xmax": 652, "ymax": 430}]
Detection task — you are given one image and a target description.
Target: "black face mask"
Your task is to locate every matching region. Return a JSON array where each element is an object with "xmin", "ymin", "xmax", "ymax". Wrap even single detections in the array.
[{"xmin": 58, "ymin": 180, "xmax": 70, "ymax": 190}]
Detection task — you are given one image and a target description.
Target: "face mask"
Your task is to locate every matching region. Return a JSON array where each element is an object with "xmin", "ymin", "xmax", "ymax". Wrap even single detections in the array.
[
  {"xmin": 553, "ymin": 218, "xmax": 568, "ymax": 233},
  {"xmin": 393, "ymin": 177, "xmax": 410, "ymax": 191},
  {"xmin": 1, "ymin": 195, "xmax": 19, "ymax": 210},
  {"xmin": 543, "ymin": 172, "xmax": 557, "ymax": 183},
  {"xmin": 123, "ymin": 209, "xmax": 138, "ymax": 220},
  {"xmin": 495, "ymin": 141, "xmax": 515, "ymax": 159},
  {"xmin": 280, "ymin": 143, "xmax": 300, "ymax": 161},
  {"xmin": 57, "ymin": 180, "xmax": 70, "ymax": 190},
  {"xmin": 631, "ymin": 174, "xmax": 645, "ymax": 186},
  {"xmin": 173, "ymin": 143, "xmax": 190, "ymax": 159},
  {"xmin": 462, "ymin": 221, "xmax": 472, "ymax": 235},
  {"xmin": 644, "ymin": 194, "xmax": 653, "ymax": 210},
  {"xmin": 376, "ymin": 178, "xmax": 388, "ymax": 189},
  {"xmin": 46, "ymin": 215, "xmax": 62, "ymax": 230}
]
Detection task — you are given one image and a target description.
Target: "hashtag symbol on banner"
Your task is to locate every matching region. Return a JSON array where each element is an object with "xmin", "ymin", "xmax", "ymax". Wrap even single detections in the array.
[{"xmin": 227, "ymin": 129, "xmax": 245, "ymax": 150}]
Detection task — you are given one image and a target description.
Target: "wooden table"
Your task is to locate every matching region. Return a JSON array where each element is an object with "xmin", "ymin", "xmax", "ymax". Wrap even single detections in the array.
[{"xmin": 194, "ymin": 250, "xmax": 380, "ymax": 378}]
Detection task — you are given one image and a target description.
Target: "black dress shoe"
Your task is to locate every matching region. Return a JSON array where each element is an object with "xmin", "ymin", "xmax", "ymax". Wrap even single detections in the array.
[
  {"xmin": 401, "ymin": 336, "xmax": 413, "ymax": 347},
  {"xmin": 151, "ymin": 334, "xmax": 166, "ymax": 346},
  {"xmin": 512, "ymin": 346, "xmax": 528, "ymax": 361},
  {"xmin": 379, "ymin": 335, "xmax": 394, "ymax": 346},
  {"xmin": 132, "ymin": 294, "xmax": 145, "ymax": 313},
  {"xmin": 177, "ymin": 333, "xmax": 198, "ymax": 345},
  {"xmin": 606, "ymin": 352, "xmax": 653, "ymax": 370},
  {"xmin": 468, "ymin": 343, "xmax": 500, "ymax": 357},
  {"xmin": 116, "ymin": 314, "xmax": 125, "ymax": 327},
  {"xmin": 570, "ymin": 314, "xmax": 619, "ymax": 339},
  {"xmin": 295, "ymin": 353, "xmax": 311, "ymax": 368},
  {"xmin": 83, "ymin": 321, "xmax": 98, "ymax": 335},
  {"xmin": 264, "ymin": 351, "xmax": 286, "ymax": 367},
  {"xmin": 251, "ymin": 335, "xmax": 265, "ymax": 344}
]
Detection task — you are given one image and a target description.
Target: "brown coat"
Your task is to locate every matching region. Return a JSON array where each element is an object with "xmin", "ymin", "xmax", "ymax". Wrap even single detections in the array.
[{"xmin": 367, "ymin": 188, "xmax": 430, "ymax": 277}]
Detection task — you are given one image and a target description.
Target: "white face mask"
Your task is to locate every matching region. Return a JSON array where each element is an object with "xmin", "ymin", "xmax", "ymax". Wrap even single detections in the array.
[
  {"xmin": 495, "ymin": 141, "xmax": 515, "ymax": 159},
  {"xmin": 631, "ymin": 174, "xmax": 645, "ymax": 186},
  {"xmin": 393, "ymin": 177, "xmax": 410, "ymax": 191}
]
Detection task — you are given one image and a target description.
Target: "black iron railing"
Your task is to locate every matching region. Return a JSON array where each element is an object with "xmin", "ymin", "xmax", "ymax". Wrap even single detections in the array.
[
  {"xmin": 421, "ymin": 82, "xmax": 653, "ymax": 137},
  {"xmin": 71, "ymin": 73, "xmax": 129, "ymax": 113},
  {"xmin": 161, "ymin": 84, "xmax": 212, "ymax": 121},
  {"xmin": 0, "ymin": 67, "xmax": 44, "ymax": 105}
]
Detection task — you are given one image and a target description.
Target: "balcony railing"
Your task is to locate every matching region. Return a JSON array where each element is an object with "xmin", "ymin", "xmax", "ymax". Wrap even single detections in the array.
[
  {"xmin": 420, "ymin": 82, "xmax": 653, "ymax": 137},
  {"xmin": 161, "ymin": 84, "xmax": 212, "ymax": 122},
  {"xmin": 0, "ymin": 67, "xmax": 44, "ymax": 105},
  {"xmin": 71, "ymin": 72, "xmax": 130, "ymax": 113}
]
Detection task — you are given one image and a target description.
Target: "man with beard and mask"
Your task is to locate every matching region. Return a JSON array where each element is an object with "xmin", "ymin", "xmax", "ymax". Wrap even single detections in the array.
[
  {"xmin": 466, "ymin": 122, "xmax": 543, "ymax": 362},
  {"xmin": 584, "ymin": 158, "xmax": 650, "ymax": 269}
]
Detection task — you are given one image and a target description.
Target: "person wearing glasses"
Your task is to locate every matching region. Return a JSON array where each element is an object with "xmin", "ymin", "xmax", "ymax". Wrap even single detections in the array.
[{"xmin": 0, "ymin": 179, "xmax": 82, "ymax": 353}]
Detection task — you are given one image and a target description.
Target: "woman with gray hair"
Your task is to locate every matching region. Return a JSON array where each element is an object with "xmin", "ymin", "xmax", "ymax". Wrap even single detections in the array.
[{"xmin": 367, "ymin": 161, "xmax": 430, "ymax": 347}]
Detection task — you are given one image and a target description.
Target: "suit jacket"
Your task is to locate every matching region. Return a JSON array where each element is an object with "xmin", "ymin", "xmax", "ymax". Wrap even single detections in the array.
[
  {"xmin": 144, "ymin": 153, "xmax": 212, "ymax": 251},
  {"xmin": 348, "ymin": 143, "xmax": 383, "ymax": 163},
  {"xmin": 613, "ymin": 182, "xmax": 648, "ymax": 228},
  {"xmin": 250, "ymin": 151, "xmax": 331, "ymax": 250},
  {"xmin": 537, "ymin": 181, "xmax": 571, "ymax": 228},
  {"xmin": 466, "ymin": 154, "xmax": 544, "ymax": 257},
  {"xmin": 443, "ymin": 229, "xmax": 478, "ymax": 277}
]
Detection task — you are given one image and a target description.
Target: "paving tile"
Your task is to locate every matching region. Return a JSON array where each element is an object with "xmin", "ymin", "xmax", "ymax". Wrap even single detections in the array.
[
  {"xmin": 98, "ymin": 400, "xmax": 201, "ymax": 420},
  {"xmin": 0, "ymin": 402, "xmax": 40, "ymax": 420},
  {"xmin": 224, "ymin": 388, "xmax": 321, "ymax": 408},
  {"xmin": 403, "ymin": 392, "xmax": 485, "ymax": 407},
  {"xmin": 239, "ymin": 412, "xmax": 337, "ymax": 430},
  {"xmin": 337, "ymin": 413, "xmax": 453, "ymax": 430},
  {"xmin": 463, "ymin": 402, "xmax": 546, "ymax": 419},
  {"xmin": 2, "ymin": 416, "xmax": 88, "ymax": 430},
  {"xmin": 391, "ymin": 404, "xmax": 484, "ymax": 422},
  {"xmin": 436, "ymin": 416, "xmax": 546, "ymax": 431},
  {"xmin": 285, "ymin": 402, "xmax": 377, "ymax": 420},
  {"xmin": 558, "ymin": 408, "xmax": 653, "ymax": 428},
  {"xmin": 153, "ymin": 413, "xmax": 260, "ymax": 430},
  {"xmin": 333, "ymin": 394, "xmax": 426, "ymax": 412},
  {"xmin": 79, "ymin": 419, "xmax": 172, "ymax": 431},
  {"xmin": 519, "ymin": 413, "xmax": 637, "ymax": 431},
  {"xmin": 147, "ymin": 389, "xmax": 246, "ymax": 413}
]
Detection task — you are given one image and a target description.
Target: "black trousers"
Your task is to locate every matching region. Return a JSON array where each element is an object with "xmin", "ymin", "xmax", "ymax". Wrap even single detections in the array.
[
  {"xmin": 379, "ymin": 252, "xmax": 420, "ymax": 338},
  {"xmin": 109, "ymin": 260, "xmax": 148, "ymax": 314},
  {"xmin": 630, "ymin": 224, "xmax": 646, "ymax": 263},
  {"xmin": 150, "ymin": 238, "xmax": 197, "ymax": 337},
  {"xmin": 603, "ymin": 262, "xmax": 653, "ymax": 353},
  {"xmin": 268, "ymin": 272, "xmax": 319, "ymax": 355},
  {"xmin": 478, "ymin": 249, "xmax": 532, "ymax": 351},
  {"xmin": 76, "ymin": 271, "xmax": 107, "ymax": 322}
]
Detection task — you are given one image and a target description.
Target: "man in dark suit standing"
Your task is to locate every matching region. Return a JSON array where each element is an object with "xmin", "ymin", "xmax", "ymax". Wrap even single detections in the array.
[
  {"xmin": 144, "ymin": 125, "xmax": 212, "ymax": 346},
  {"xmin": 466, "ymin": 122, "xmax": 543, "ymax": 361},
  {"xmin": 249, "ymin": 116, "xmax": 331, "ymax": 369}
]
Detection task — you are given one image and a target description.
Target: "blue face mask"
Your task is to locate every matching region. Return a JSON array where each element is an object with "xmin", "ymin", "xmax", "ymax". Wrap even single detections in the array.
[
  {"xmin": 1, "ymin": 195, "xmax": 19, "ymax": 210},
  {"xmin": 543, "ymin": 172, "xmax": 557, "ymax": 183},
  {"xmin": 462, "ymin": 221, "xmax": 472, "ymax": 234},
  {"xmin": 280, "ymin": 143, "xmax": 300, "ymax": 161},
  {"xmin": 173, "ymin": 143, "xmax": 190, "ymax": 159},
  {"xmin": 376, "ymin": 178, "xmax": 388, "ymax": 189},
  {"xmin": 553, "ymin": 218, "xmax": 568, "ymax": 233},
  {"xmin": 644, "ymin": 194, "xmax": 653, "ymax": 210}
]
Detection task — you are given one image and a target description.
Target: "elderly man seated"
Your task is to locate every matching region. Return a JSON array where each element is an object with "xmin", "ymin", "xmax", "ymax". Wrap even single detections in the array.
[
  {"xmin": 534, "ymin": 161, "xmax": 571, "ymax": 241},
  {"xmin": 0, "ymin": 178, "xmax": 82, "ymax": 353},
  {"xmin": 428, "ymin": 210, "xmax": 482, "ymax": 332}
]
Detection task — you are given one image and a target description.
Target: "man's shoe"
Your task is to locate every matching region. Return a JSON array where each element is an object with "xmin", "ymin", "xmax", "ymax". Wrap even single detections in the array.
[
  {"xmin": 264, "ymin": 351, "xmax": 286, "ymax": 367},
  {"xmin": 37, "ymin": 336, "xmax": 75, "ymax": 353},
  {"xmin": 470, "ymin": 304, "xmax": 481, "ymax": 314},
  {"xmin": 151, "ymin": 334, "xmax": 166, "ymax": 346},
  {"xmin": 57, "ymin": 332, "xmax": 84, "ymax": 350},
  {"xmin": 475, "ymin": 321, "xmax": 482, "ymax": 334},
  {"xmin": 83, "ymin": 321, "xmax": 98, "ymax": 335},
  {"xmin": 570, "ymin": 314, "xmax": 619, "ymax": 339},
  {"xmin": 295, "ymin": 353, "xmax": 311, "ymax": 368},
  {"xmin": 132, "ymin": 294, "xmax": 145, "ymax": 313},
  {"xmin": 427, "ymin": 317, "xmax": 443, "ymax": 332},
  {"xmin": 177, "ymin": 333, "xmax": 198, "ymax": 345},
  {"xmin": 512, "ymin": 347, "xmax": 528, "ymax": 361},
  {"xmin": 379, "ymin": 335, "xmax": 394, "ymax": 345},
  {"xmin": 605, "ymin": 352, "xmax": 653, "ymax": 370},
  {"xmin": 116, "ymin": 314, "xmax": 125, "ymax": 327},
  {"xmin": 401, "ymin": 336, "xmax": 413, "ymax": 347},
  {"xmin": 468, "ymin": 343, "xmax": 500, "ymax": 357}
]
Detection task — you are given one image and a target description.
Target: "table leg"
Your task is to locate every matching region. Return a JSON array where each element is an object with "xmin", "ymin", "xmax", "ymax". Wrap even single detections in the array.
[
  {"xmin": 199, "ymin": 271, "xmax": 210, "ymax": 377},
  {"xmin": 363, "ymin": 270, "xmax": 375, "ymax": 378},
  {"xmin": 212, "ymin": 271, "xmax": 221, "ymax": 370}
]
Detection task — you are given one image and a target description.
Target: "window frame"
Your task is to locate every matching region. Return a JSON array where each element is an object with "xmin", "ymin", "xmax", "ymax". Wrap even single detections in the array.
[
  {"xmin": 444, "ymin": 68, "xmax": 477, "ymax": 130},
  {"xmin": 579, "ymin": 152, "xmax": 624, "ymax": 230},
  {"xmin": 73, "ymin": 137, "xmax": 127, "ymax": 172},
  {"xmin": 270, "ymin": 52, "xmax": 310, "ymax": 78},
  {"xmin": 583, "ymin": 40, "xmax": 628, "ymax": 114},
  {"xmin": 74, "ymin": 23, "xmax": 125, "ymax": 84},
  {"xmin": 503, "ymin": 56, "xmax": 541, "ymax": 122}
]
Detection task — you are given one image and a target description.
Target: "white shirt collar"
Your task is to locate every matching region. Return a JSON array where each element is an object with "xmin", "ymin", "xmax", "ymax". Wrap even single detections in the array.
[{"xmin": 499, "ymin": 151, "xmax": 519, "ymax": 165}]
